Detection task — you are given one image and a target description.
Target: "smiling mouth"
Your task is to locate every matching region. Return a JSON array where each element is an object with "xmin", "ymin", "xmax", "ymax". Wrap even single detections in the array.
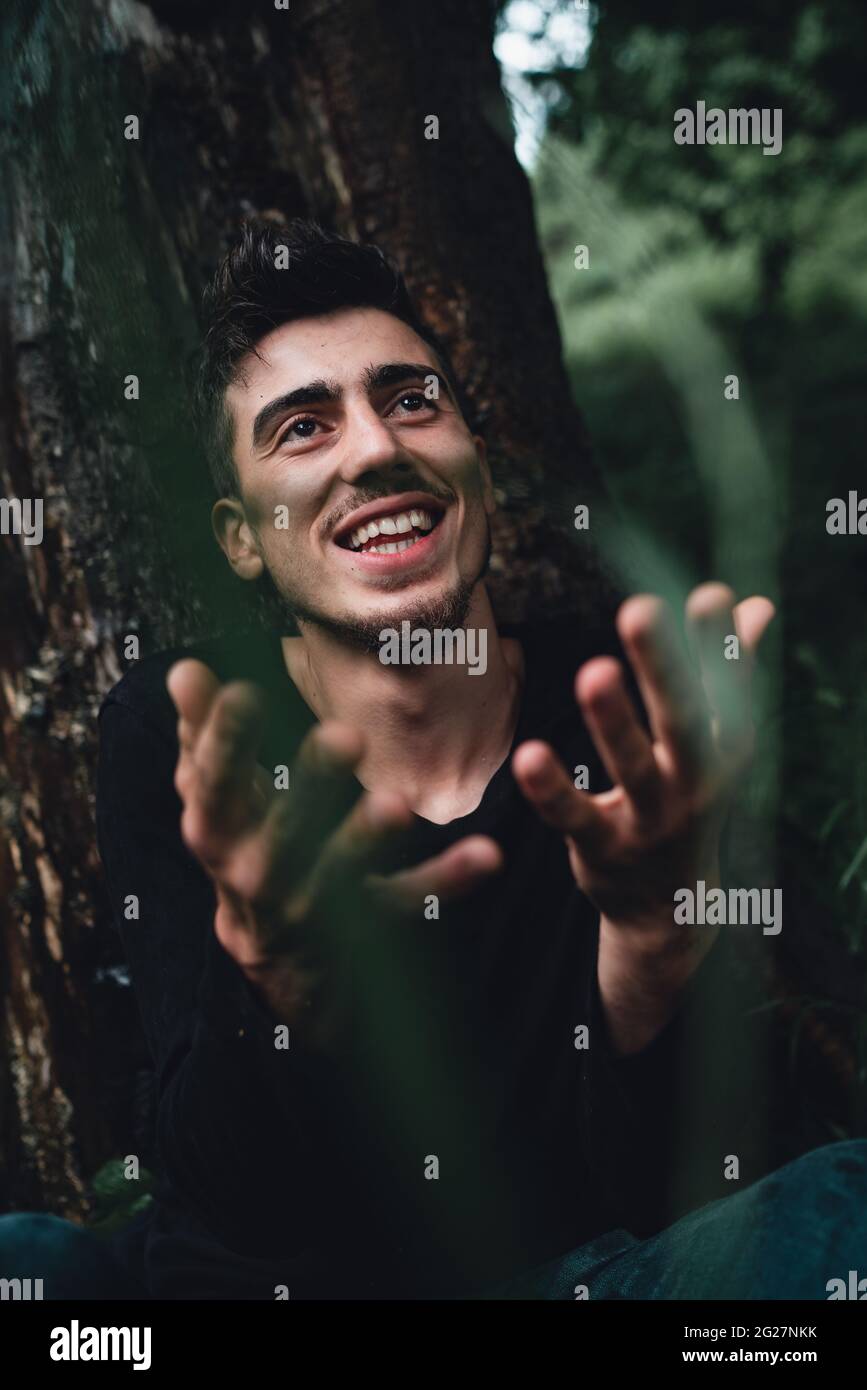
[{"xmin": 336, "ymin": 504, "xmax": 445, "ymax": 556}]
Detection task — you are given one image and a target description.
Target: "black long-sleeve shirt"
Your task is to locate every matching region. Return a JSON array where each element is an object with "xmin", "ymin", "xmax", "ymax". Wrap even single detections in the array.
[{"xmin": 95, "ymin": 618, "xmax": 791, "ymax": 1299}]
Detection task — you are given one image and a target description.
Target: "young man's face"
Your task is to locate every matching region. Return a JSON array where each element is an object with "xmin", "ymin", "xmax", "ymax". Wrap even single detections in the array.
[{"xmin": 215, "ymin": 306, "xmax": 495, "ymax": 648}]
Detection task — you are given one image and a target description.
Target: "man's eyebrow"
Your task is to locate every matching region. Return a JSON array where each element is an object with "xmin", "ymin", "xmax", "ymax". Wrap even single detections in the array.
[
  {"xmin": 251, "ymin": 379, "xmax": 341, "ymax": 449},
  {"xmin": 362, "ymin": 361, "xmax": 453, "ymax": 400},
  {"xmin": 250, "ymin": 363, "xmax": 452, "ymax": 449}
]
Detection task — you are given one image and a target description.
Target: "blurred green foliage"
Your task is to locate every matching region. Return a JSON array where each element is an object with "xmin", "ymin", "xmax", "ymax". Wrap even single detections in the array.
[
  {"xmin": 522, "ymin": 0, "xmax": 867, "ymax": 1132},
  {"xmin": 87, "ymin": 1159, "xmax": 154, "ymax": 1238}
]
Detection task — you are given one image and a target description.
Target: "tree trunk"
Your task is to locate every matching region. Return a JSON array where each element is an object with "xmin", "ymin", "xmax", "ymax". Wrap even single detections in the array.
[{"xmin": 0, "ymin": 0, "xmax": 601, "ymax": 1216}]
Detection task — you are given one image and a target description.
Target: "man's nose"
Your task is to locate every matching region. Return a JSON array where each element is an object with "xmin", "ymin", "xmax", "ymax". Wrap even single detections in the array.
[{"xmin": 338, "ymin": 404, "xmax": 412, "ymax": 485}]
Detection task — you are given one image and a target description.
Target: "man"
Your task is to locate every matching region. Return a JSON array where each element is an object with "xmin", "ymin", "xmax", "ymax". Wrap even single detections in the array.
[{"xmin": 9, "ymin": 219, "xmax": 863, "ymax": 1302}]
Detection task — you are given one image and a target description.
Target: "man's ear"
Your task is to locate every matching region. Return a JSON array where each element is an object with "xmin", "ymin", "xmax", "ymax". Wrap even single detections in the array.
[
  {"xmin": 475, "ymin": 435, "xmax": 495, "ymax": 515},
  {"xmin": 211, "ymin": 496, "xmax": 264, "ymax": 581}
]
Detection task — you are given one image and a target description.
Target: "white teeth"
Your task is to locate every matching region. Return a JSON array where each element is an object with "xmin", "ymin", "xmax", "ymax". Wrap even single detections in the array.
[
  {"xmin": 347, "ymin": 506, "xmax": 437, "ymax": 549},
  {"xmin": 366, "ymin": 535, "xmax": 420, "ymax": 555}
]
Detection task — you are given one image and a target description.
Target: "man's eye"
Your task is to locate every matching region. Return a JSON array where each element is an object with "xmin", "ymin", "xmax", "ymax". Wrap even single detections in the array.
[
  {"xmin": 393, "ymin": 391, "xmax": 434, "ymax": 414},
  {"xmin": 278, "ymin": 417, "xmax": 319, "ymax": 445}
]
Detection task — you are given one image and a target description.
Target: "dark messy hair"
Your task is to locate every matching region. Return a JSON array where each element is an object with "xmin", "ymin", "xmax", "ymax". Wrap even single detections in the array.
[{"xmin": 193, "ymin": 219, "xmax": 473, "ymax": 498}]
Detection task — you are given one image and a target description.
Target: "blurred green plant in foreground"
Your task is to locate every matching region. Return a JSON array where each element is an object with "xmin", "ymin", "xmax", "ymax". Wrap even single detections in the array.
[
  {"xmin": 519, "ymin": 0, "xmax": 867, "ymax": 1138},
  {"xmin": 87, "ymin": 1160, "xmax": 154, "ymax": 1238}
]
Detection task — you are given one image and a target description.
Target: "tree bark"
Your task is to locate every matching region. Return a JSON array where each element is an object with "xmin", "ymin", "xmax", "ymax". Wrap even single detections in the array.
[{"xmin": 0, "ymin": 0, "xmax": 602, "ymax": 1215}]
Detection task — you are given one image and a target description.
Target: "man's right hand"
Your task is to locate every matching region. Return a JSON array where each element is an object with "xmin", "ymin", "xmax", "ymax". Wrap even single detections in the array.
[{"xmin": 166, "ymin": 659, "xmax": 502, "ymax": 1050}]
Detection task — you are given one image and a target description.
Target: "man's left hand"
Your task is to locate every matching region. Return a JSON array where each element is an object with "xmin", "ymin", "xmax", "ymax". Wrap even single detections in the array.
[{"xmin": 512, "ymin": 582, "xmax": 775, "ymax": 1053}]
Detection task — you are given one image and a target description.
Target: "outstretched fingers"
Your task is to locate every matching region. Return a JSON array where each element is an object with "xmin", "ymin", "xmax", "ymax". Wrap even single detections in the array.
[
  {"xmin": 686, "ymin": 584, "xmax": 774, "ymax": 760},
  {"xmin": 575, "ymin": 657, "xmax": 662, "ymax": 817},
  {"xmin": 617, "ymin": 594, "xmax": 712, "ymax": 787},
  {"xmin": 167, "ymin": 661, "xmax": 266, "ymax": 856},
  {"xmin": 308, "ymin": 788, "xmax": 415, "ymax": 917},
  {"xmin": 733, "ymin": 594, "xmax": 776, "ymax": 657},
  {"xmin": 229, "ymin": 720, "xmax": 366, "ymax": 908},
  {"xmin": 512, "ymin": 740, "xmax": 609, "ymax": 851},
  {"xmin": 685, "ymin": 582, "xmax": 750, "ymax": 756},
  {"xmin": 374, "ymin": 834, "xmax": 504, "ymax": 914},
  {"xmin": 167, "ymin": 658, "xmax": 222, "ymax": 741}
]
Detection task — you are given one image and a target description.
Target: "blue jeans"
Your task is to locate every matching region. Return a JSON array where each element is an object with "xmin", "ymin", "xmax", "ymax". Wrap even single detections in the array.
[
  {"xmin": 492, "ymin": 1140, "xmax": 867, "ymax": 1299},
  {"xmin": 2, "ymin": 1141, "xmax": 866, "ymax": 1299},
  {"xmin": 0, "ymin": 1211, "xmax": 149, "ymax": 1299}
]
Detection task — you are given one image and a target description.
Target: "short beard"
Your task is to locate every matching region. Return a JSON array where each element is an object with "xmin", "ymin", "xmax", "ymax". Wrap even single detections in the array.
[{"xmin": 258, "ymin": 530, "xmax": 492, "ymax": 657}]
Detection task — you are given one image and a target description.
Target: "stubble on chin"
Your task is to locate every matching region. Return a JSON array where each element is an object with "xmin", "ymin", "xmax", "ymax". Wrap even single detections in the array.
[
  {"xmin": 259, "ymin": 531, "xmax": 492, "ymax": 656},
  {"xmin": 290, "ymin": 580, "xmax": 477, "ymax": 656}
]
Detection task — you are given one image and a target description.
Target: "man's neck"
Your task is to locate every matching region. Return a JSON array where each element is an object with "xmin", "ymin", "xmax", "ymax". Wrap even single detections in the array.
[{"xmin": 281, "ymin": 587, "xmax": 524, "ymax": 824}]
